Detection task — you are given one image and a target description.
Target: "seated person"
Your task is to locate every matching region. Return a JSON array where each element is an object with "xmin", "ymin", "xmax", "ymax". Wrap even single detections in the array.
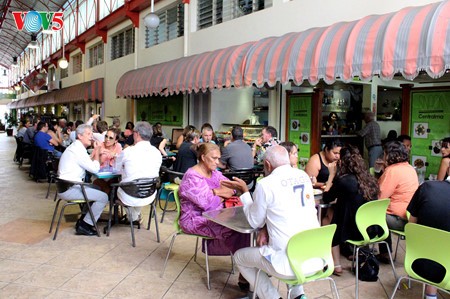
[
  {"xmin": 121, "ymin": 121, "xmax": 135, "ymax": 149},
  {"xmin": 219, "ymin": 126, "xmax": 253, "ymax": 170},
  {"xmin": 251, "ymin": 126, "xmax": 280, "ymax": 164},
  {"xmin": 58, "ymin": 124, "xmax": 108, "ymax": 236},
  {"xmin": 176, "ymin": 125, "xmax": 196, "ymax": 149},
  {"xmin": 322, "ymin": 146, "xmax": 379, "ymax": 275},
  {"xmin": 174, "ymin": 130, "xmax": 200, "ymax": 173},
  {"xmin": 199, "ymin": 123, "xmax": 217, "ymax": 144},
  {"xmin": 178, "ymin": 143, "xmax": 250, "ymax": 289},
  {"xmin": 437, "ymin": 137, "xmax": 450, "ymax": 181},
  {"xmin": 150, "ymin": 122, "xmax": 171, "ymax": 157},
  {"xmin": 321, "ymin": 112, "xmax": 339, "ymax": 135},
  {"xmin": 378, "ymin": 141, "xmax": 418, "ymax": 262},
  {"xmin": 305, "ymin": 139, "xmax": 343, "ymax": 188},
  {"xmin": 115, "ymin": 122, "xmax": 162, "ymax": 223},
  {"xmin": 280, "ymin": 141, "xmax": 299, "ymax": 168},
  {"xmin": 34, "ymin": 121, "xmax": 62, "ymax": 158},
  {"xmin": 407, "ymin": 177, "xmax": 450, "ymax": 299}
]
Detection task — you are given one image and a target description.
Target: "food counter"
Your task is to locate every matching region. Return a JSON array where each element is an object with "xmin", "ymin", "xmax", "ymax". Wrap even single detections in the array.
[{"xmin": 216, "ymin": 124, "xmax": 264, "ymax": 145}]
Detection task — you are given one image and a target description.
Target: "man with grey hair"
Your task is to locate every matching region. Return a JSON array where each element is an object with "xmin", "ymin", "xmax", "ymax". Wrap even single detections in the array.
[
  {"xmin": 358, "ymin": 111, "xmax": 382, "ymax": 168},
  {"xmin": 58, "ymin": 124, "xmax": 109, "ymax": 236},
  {"xmin": 219, "ymin": 125, "xmax": 253, "ymax": 170},
  {"xmin": 114, "ymin": 121, "xmax": 162, "ymax": 223},
  {"xmin": 222, "ymin": 146, "xmax": 319, "ymax": 299}
]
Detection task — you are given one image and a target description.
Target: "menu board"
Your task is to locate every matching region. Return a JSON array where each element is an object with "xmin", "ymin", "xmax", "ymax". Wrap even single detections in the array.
[
  {"xmin": 287, "ymin": 94, "xmax": 312, "ymax": 169},
  {"xmin": 410, "ymin": 90, "xmax": 450, "ymax": 177},
  {"xmin": 135, "ymin": 94, "xmax": 183, "ymax": 126}
]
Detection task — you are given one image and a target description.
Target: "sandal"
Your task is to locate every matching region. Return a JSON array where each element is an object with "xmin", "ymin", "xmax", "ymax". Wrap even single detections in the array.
[{"xmin": 333, "ymin": 265, "xmax": 343, "ymax": 276}]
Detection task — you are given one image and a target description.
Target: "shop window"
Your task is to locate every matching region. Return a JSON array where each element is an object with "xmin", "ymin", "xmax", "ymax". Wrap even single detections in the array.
[
  {"xmin": 135, "ymin": 94, "xmax": 183, "ymax": 126},
  {"xmin": 146, "ymin": 3, "xmax": 184, "ymax": 47},
  {"xmin": 111, "ymin": 27, "xmax": 135, "ymax": 61},
  {"xmin": 72, "ymin": 53, "xmax": 83, "ymax": 74},
  {"xmin": 88, "ymin": 43, "xmax": 104, "ymax": 68},
  {"xmin": 198, "ymin": 0, "xmax": 270, "ymax": 30},
  {"xmin": 48, "ymin": 67, "xmax": 56, "ymax": 81}
]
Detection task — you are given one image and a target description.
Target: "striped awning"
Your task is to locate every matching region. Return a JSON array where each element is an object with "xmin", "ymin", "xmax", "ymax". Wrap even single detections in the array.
[
  {"xmin": 55, "ymin": 78, "xmax": 104, "ymax": 104},
  {"xmin": 116, "ymin": 42, "xmax": 256, "ymax": 98},
  {"xmin": 244, "ymin": 0, "xmax": 450, "ymax": 86}
]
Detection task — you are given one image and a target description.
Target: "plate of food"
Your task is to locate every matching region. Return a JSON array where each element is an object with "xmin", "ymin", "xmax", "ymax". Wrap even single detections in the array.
[
  {"xmin": 97, "ymin": 171, "xmax": 113, "ymax": 176},
  {"xmin": 413, "ymin": 122, "xmax": 428, "ymax": 138},
  {"xmin": 313, "ymin": 189, "xmax": 323, "ymax": 196}
]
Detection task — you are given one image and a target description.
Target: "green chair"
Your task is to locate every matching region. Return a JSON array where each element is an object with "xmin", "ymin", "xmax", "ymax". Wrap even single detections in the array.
[
  {"xmin": 390, "ymin": 211, "xmax": 410, "ymax": 262},
  {"xmin": 346, "ymin": 198, "xmax": 397, "ymax": 299},
  {"xmin": 160, "ymin": 189, "xmax": 233, "ymax": 290},
  {"xmin": 252, "ymin": 224, "xmax": 340, "ymax": 299},
  {"xmin": 391, "ymin": 223, "xmax": 450, "ymax": 299}
]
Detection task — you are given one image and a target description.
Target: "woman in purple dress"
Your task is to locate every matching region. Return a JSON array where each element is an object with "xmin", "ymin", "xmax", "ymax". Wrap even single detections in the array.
[{"xmin": 178, "ymin": 142, "xmax": 250, "ymax": 290}]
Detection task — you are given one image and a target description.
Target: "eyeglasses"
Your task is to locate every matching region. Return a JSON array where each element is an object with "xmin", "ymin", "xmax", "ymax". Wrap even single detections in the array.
[{"xmin": 105, "ymin": 136, "xmax": 115, "ymax": 140}]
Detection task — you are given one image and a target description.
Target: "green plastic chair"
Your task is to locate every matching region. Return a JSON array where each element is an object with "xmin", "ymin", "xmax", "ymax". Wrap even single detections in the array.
[
  {"xmin": 390, "ymin": 211, "xmax": 410, "ymax": 262},
  {"xmin": 252, "ymin": 224, "xmax": 340, "ymax": 299},
  {"xmin": 391, "ymin": 223, "xmax": 450, "ymax": 299},
  {"xmin": 346, "ymin": 198, "xmax": 397, "ymax": 299},
  {"xmin": 160, "ymin": 189, "xmax": 233, "ymax": 290}
]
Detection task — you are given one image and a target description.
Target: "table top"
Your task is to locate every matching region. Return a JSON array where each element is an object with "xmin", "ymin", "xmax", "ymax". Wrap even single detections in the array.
[
  {"xmin": 203, "ymin": 206, "xmax": 257, "ymax": 234},
  {"xmin": 94, "ymin": 171, "xmax": 122, "ymax": 179}
]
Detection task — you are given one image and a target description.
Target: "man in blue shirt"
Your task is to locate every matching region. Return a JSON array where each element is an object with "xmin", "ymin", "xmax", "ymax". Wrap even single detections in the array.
[{"xmin": 34, "ymin": 121, "xmax": 62, "ymax": 158}]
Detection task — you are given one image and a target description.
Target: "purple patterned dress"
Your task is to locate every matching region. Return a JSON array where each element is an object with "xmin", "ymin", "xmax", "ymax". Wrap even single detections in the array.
[{"xmin": 179, "ymin": 168, "xmax": 249, "ymax": 255}]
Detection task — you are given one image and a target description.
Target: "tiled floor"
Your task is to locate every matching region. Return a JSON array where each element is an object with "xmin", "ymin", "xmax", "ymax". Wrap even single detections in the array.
[{"xmin": 0, "ymin": 132, "xmax": 448, "ymax": 299}]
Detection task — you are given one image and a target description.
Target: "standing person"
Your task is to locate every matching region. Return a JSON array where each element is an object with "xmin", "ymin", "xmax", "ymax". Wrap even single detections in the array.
[
  {"xmin": 219, "ymin": 126, "xmax": 253, "ymax": 170},
  {"xmin": 377, "ymin": 141, "xmax": 418, "ymax": 263},
  {"xmin": 407, "ymin": 178, "xmax": 450, "ymax": 299},
  {"xmin": 34, "ymin": 121, "xmax": 62, "ymax": 158},
  {"xmin": 174, "ymin": 130, "xmax": 200, "ymax": 173},
  {"xmin": 305, "ymin": 139, "xmax": 343, "ymax": 188},
  {"xmin": 222, "ymin": 146, "xmax": 319, "ymax": 299},
  {"xmin": 437, "ymin": 137, "xmax": 450, "ymax": 181},
  {"xmin": 57, "ymin": 124, "xmax": 108, "ymax": 236},
  {"xmin": 115, "ymin": 122, "xmax": 162, "ymax": 223},
  {"xmin": 357, "ymin": 111, "xmax": 382, "ymax": 168},
  {"xmin": 252, "ymin": 126, "xmax": 280, "ymax": 164},
  {"xmin": 280, "ymin": 141, "xmax": 299, "ymax": 168},
  {"xmin": 322, "ymin": 146, "xmax": 379, "ymax": 275},
  {"xmin": 322, "ymin": 112, "xmax": 339, "ymax": 135}
]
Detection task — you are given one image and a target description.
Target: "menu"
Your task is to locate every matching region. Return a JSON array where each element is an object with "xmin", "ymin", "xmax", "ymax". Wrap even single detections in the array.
[{"xmin": 410, "ymin": 91, "xmax": 450, "ymax": 177}]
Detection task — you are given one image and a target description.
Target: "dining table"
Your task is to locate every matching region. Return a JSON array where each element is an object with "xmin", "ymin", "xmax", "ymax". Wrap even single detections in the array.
[{"xmin": 203, "ymin": 206, "xmax": 258, "ymax": 245}]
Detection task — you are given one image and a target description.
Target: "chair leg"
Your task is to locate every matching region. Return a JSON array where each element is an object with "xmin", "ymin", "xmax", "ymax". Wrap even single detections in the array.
[
  {"xmin": 194, "ymin": 237, "xmax": 199, "ymax": 262},
  {"xmin": 46, "ymin": 180, "xmax": 51, "ymax": 199},
  {"xmin": 393, "ymin": 235, "xmax": 401, "ymax": 261},
  {"xmin": 161, "ymin": 233, "xmax": 178, "ymax": 278},
  {"xmin": 150, "ymin": 201, "xmax": 160, "ymax": 243},
  {"xmin": 49, "ymin": 199, "xmax": 62, "ymax": 234},
  {"xmin": 327, "ymin": 277, "xmax": 340, "ymax": 299},
  {"xmin": 382, "ymin": 240, "xmax": 398, "ymax": 280},
  {"xmin": 252, "ymin": 269, "xmax": 261, "ymax": 299},
  {"xmin": 160, "ymin": 191, "xmax": 173, "ymax": 223},
  {"xmin": 53, "ymin": 203, "xmax": 69, "ymax": 240},
  {"xmin": 390, "ymin": 276, "xmax": 406, "ymax": 299},
  {"xmin": 355, "ymin": 246, "xmax": 361, "ymax": 299},
  {"xmin": 204, "ymin": 238, "xmax": 211, "ymax": 290}
]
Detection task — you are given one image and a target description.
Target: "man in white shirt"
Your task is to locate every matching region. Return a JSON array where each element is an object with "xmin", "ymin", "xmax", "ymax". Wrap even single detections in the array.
[
  {"xmin": 58, "ymin": 124, "xmax": 108, "ymax": 236},
  {"xmin": 114, "ymin": 122, "xmax": 162, "ymax": 222},
  {"xmin": 222, "ymin": 146, "xmax": 319, "ymax": 299}
]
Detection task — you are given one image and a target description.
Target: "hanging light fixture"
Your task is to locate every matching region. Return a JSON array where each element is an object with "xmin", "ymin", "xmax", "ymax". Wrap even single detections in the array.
[
  {"xmin": 28, "ymin": 34, "xmax": 39, "ymax": 48},
  {"xmin": 58, "ymin": 29, "xmax": 68, "ymax": 69},
  {"xmin": 12, "ymin": 56, "xmax": 18, "ymax": 66},
  {"xmin": 144, "ymin": 0, "xmax": 160, "ymax": 28},
  {"xmin": 14, "ymin": 83, "xmax": 21, "ymax": 91}
]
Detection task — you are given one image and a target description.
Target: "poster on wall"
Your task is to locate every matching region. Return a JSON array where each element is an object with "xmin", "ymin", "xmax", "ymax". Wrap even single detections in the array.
[
  {"xmin": 287, "ymin": 94, "xmax": 312, "ymax": 169},
  {"xmin": 410, "ymin": 91, "xmax": 450, "ymax": 177}
]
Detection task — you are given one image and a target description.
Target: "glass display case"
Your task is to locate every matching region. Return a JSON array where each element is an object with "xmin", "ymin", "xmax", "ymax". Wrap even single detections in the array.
[{"xmin": 216, "ymin": 124, "xmax": 264, "ymax": 145}]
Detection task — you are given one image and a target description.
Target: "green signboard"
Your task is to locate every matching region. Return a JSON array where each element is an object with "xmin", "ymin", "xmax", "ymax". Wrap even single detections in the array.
[
  {"xmin": 136, "ymin": 95, "xmax": 183, "ymax": 126},
  {"xmin": 410, "ymin": 91, "xmax": 450, "ymax": 178},
  {"xmin": 288, "ymin": 94, "xmax": 312, "ymax": 169}
]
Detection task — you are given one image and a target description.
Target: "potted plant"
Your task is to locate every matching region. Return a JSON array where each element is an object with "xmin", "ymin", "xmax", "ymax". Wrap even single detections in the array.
[
  {"xmin": 5, "ymin": 112, "xmax": 18, "ymax": 137},
  {"xmin": 0, "ymin": 119, "xmax": 5, "ymax": 132}
]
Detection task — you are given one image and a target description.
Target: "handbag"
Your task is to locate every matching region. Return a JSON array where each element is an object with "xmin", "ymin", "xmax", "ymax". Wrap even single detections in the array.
[
  {"xmin": 224, "ymin": 196, "xmax": 243, "ymax": 208},
  {"xmin": 352, "ymin": 249, "xmax": 379, "ymax": 281}
]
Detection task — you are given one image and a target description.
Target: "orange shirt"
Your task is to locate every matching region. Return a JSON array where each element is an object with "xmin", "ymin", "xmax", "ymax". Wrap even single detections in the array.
[{"xmin": 379, "ymin": 162, "xmax": 419, "ymax": 218}]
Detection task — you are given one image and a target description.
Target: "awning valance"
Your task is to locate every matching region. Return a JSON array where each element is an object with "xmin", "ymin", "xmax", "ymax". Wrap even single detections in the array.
[
  {"xmin": 117, "ymin": 0, "xmax": 450, "ymax": 97},
  {"xmin": 244, "ymin": 0, "xmax": 450, "ymax": 86},
  {"xmin": 116, "ymin": 42, "xmax": 256, "ymax": 97},
  {"xmin": 55, "ymin": 78, "xmax": 104, "ymax": 104}
]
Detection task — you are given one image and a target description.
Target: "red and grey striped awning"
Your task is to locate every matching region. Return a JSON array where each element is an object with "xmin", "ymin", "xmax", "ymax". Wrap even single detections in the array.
[
  {"xmin": 244, "ymin": 0, "xmax": 450, "ymax": 86},
  {"xmin": 116, "ymin": 42, "xmax": 256, "ymax": 97},
  {"xmin": 116, "ymin": 0, "xmax": 450, "ymax": 97},
  {"xmin": 55, "ymin": 78, "xmax": 104, "ymax": 104}
]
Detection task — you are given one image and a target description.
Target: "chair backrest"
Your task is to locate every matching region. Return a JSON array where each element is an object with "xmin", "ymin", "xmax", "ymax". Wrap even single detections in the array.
[
  {"xmin": 354, "ymin": 198, "xmax": 391, "ymax": 244},
  {"xmin": 55, "ymin": 178, "xmax": 75, "ymax": 194},
  {"xmin": 119, "ymin": 178, "xmax": 158, "ymax": 198},
  {"xmin": 287, "ymin": 224, "xmax": 337, "ymax": 284},
  {"xmin": 222, "ymin": 169, "xmax": 255, "ymax": 185},
  {"xmin": 404, "ymin": 223, "xmax": 450, "ymax": 291}
]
